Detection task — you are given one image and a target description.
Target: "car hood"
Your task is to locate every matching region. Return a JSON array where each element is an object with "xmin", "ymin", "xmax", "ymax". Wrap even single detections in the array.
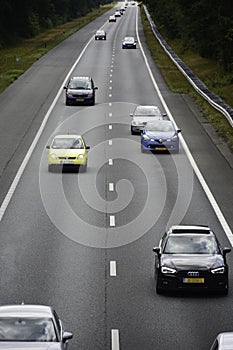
[
  {"xmin": 67, "ymin": 88, "xmax": 92, "ymax": 94},
  {"xmin": 144, "ymin": 130, "xmax": 175, "ymax": 139},
  {"xmin": 0, "ymin": 343, "xmax": 61, "ymax": 350},
  {"xmin": 161, "ymin": 254, "xmax": 224, "ymax": 270},
  {"xmin": 132, "ymin": 116, "xmax": 162, "ymax": 124},
  {"xmin": 50, "ymin": 149, "xmax": 86, "ymax": 156}
]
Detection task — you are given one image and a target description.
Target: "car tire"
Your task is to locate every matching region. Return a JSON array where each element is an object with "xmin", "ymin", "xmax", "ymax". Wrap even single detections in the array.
[
  {"xmin": 79, "ymin": 164, "xmax": 87, "ymax": 173},
  {"xmin": 131, "ymin": 127, "xmax": 136, "ymax": 135},
  {"xmin": 66, "ymin": 98, "xmax": 70, "ymax": 106},
  {"xmin": 48, "ymin": 165, "xmax": 55, "ymax": 172},
  {"xmin": 141, "ymin": 146, "xmax": 146, "ymax": 153},
  {"xmin": 156, "ymin": 279, "xmax": 163, "ymax": 295},
  {"xmin": 90, "ymin": 97, "xmax": 95, "ymax": 106}
]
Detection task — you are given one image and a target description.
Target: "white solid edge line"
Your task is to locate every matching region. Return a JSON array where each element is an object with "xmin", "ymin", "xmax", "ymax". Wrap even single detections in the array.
[
  {"xmin": 111, "ymin": 329, "xmax": 120, "ymax": 350},
  {"xmin": 135, "ymin": 7, "xmax": 233, "ymax": 244},
  {"xmin": 110, "ymin": 261, "xmax": 117, "ymax": 276},
  {"xmin": 0, "ymin": 26, "xmax": 103, "ymax": 222}
]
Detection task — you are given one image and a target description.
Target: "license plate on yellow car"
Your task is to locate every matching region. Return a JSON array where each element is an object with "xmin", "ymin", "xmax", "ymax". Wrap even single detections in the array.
[{"xmin": 183, "ymin": 278, "xmax": 204, "ymax": 284}]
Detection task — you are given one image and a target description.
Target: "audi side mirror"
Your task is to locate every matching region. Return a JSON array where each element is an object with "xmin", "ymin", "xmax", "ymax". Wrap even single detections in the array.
[
  {"xmin": 223, "ymin": 247, "xmax": 231, "ymax": 255},
  {"xmin": 153, "ymin": 247, "xmax": 160, "ymax": 254}
]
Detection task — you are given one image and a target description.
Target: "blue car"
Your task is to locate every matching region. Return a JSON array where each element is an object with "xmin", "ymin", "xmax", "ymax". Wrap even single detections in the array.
[{"xmin": 141, "ymin": 120, "xmax": 181, "ymax": 153}]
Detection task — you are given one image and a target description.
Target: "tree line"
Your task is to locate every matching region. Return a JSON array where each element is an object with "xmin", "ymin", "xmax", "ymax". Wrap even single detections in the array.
[
  {"xmin": 0, "ymin": 0, "xmax": 111, "ymax": 47},
  {"xmin": 144, "ymin": 0, "xmax": 233, "ymax": 72}
]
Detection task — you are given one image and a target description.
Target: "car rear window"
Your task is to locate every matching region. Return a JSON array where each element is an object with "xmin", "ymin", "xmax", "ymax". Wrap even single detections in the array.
[
  {"xmin": 163, "ymin": 235, "xmax": 220, "ymax": 254},
  {"xmin": 0, "ymin": 317, "xmax": 57, "ymax": 342}
]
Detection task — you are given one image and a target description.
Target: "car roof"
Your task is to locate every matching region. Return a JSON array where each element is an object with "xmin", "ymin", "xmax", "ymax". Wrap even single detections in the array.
[
  {"xmin": 0, "ymin": 305, "xmax": 53, "ymax": 318},
  {"xmin": 217, "ymin": 332, "xmax": 233, "ymax": 349},
  {"xmin": 168, "ymin": 225, "xmax": 211, "ymax": 235},
  {"xmin": 96, "ymin": 30, "xmax": 104, "ymax": 33}
]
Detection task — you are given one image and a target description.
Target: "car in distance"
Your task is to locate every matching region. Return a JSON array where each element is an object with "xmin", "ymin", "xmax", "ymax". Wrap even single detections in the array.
[
  {"xmin": 130, "ymin": 105, "xmax": 165, "ymax": 134},
  {"xmin": 122, "ymin": 36, "xmax": 137, "ymax": 49},
  {"xmin": 153, "ymin": 225, "xmax": 231, "ymax": 295},
  {"xmin": 95, "ymin": 30, "xmax": 106, "ymax": 40},
  {"xmin": 141, "ymin": 119, "xmax": 181, "ymax": 153},
  {"xmin": 47, "ymin": 134, "xmax": 90, "ymax": 172},
  {"xmin": 114, "ymin": 10, "xmax": 121, "ymax": 17},
  {"xmin": 64, "ymin": 76, "xmax": 98, "ymax": 106},
  {"xmin": 0, "ymin": 304, "xmax": 73, "ymax": 348},
  {"xmin": 210, "ymin": 332, "xmax": 233, "ymax": 350},
  {"xmin": 109, "ymin": 15, "xmax": 116, "ymax": 22}
]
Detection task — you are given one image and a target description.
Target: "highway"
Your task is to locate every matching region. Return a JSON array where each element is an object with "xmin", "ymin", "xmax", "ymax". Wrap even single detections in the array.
[{"xmin": 0, "ymin": 3, "xmax": 233, "ymax": 349}]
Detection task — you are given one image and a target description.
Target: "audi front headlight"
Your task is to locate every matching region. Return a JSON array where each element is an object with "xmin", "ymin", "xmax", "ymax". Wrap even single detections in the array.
[
  {"xmin": 211, "ymin": 267, "xmax": 225, "ymax": 274},
  {"xmin": 161, "ymin": 266, "xmax": 176, "ymax": 274}
]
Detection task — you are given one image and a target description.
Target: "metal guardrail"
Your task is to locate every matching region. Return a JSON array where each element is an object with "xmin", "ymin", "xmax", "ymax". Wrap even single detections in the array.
[{"xmin": 143, "ymin": 5, "xmax": 233, "ymax": 128}]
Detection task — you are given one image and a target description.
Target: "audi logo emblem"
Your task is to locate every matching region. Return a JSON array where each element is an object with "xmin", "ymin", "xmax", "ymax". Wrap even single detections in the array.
[{"xmin": 187, "ymin": 271, "xmax": 199, "ymax": 277}]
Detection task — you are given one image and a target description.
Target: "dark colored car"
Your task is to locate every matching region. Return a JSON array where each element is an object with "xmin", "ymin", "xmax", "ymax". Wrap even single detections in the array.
[
  {"xmin": 64, "ymin": 76, "xmax": 98, "ymax": 106},
  {"xmin": 153, "ymin": 225, "xmax": 231, "ymax": 295},
  {"xmin": 122, "ymin": 36, "xmax": 137, "ymax": 49},
  {"xmin": 95, "ymin": 30, "xmax": 106, "ymax": 40},
  {"xmin": 141, "ymin": 119, "xmax": 181, "ymax": 153},
  {"xmin": 0, "ymin": 304, "xmax": 73, "ymax": 349}
]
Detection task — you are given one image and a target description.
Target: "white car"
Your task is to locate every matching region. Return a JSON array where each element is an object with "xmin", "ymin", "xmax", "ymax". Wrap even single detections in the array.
[
  {"xmin": 130, "ymin": 105, "xmax": 166, "ymax": 134},
  {"xmin": 210, "ymin": 332, "xmax": 233, "ymax": 349},
  {"xmin": 0, "ymin": 304, "xmax": 73, "ymax": 349}
]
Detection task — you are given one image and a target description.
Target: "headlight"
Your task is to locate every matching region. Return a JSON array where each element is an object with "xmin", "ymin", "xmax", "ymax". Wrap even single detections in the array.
[
  {"xmin": 78, "ymin": 154, "xmax": 84, "ymax": 159},
  {"xmin": 167, "ymin": 136, "xmax": 177, "ymax": 142},
  {"xmin": 142, "ymin": 135, "xmax": 150, "ymax": 141},
  {"xmin": 211, "ymin": 267, "xmax": 225, "ymax": 274},
  {"xmin": 161, "ymin": 266, "xmax": 176, "ymax": 274},
  {"xmin": 87, "ymin": 91, "xmax": 93, "ymax": 96},
  {"xmin": 50, "ymin": 153, "xmax": 57, "ymax": 159}
]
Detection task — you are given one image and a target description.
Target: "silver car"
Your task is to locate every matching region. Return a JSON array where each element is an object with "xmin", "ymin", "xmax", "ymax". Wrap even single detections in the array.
[
  {"xmin": 0, "ymin": 304, "xmax": 73, "ymax": 349},
  {"xmin": 210, "ymin": 332, "xmax": 233, "ymax": 349},
  {"xmin": 130, "ymin": 105, "xmax": 166, "ymax": 134}
]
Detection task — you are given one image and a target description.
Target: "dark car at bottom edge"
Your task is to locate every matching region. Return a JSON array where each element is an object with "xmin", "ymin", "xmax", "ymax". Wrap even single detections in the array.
[{"xmin": 153, "ymin": 225, "xmax": 231, "ymax": 295}]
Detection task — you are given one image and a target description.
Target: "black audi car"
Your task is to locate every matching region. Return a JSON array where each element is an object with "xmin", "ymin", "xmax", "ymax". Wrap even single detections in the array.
[
  {"xmin": 153, "ymin": 225, "xmax": 231, "ymax": 295},
  {"xmin": 64, "ymin": 76, "xmax": 98, "ymax": 106}
]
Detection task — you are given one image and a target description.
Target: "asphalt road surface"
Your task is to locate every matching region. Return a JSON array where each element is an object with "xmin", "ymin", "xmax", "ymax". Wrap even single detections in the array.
[{"xmin": 0, "ymin": 3, "xmax": 233, "ymax": 350}]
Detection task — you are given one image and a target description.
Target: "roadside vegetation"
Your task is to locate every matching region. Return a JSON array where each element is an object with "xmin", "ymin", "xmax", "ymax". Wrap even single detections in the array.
[
  {"xmin": 0, "ymin": 3, "xmax": 114, "ymax": 93},
  {"xmin": 140, "ymin": 7, "xmax": 233, "ymax": 152}
]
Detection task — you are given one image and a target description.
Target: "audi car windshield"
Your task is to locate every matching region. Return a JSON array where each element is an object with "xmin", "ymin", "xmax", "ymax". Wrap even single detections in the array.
[{"xmin": 163, "ymin": 235, "xmax": 220, "ymax": 254}]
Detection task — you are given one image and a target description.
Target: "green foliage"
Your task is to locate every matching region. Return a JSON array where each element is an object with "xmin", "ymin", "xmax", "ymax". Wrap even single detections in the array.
[{"xmin": 144, "ymin": 0, "xmax": 233, "ymax": 73}]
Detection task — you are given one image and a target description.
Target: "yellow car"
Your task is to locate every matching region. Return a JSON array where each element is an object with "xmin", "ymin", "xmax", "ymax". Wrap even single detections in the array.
[{"xmin": 46, "ymin": 134, "xmax": 90, "ymax": 172}]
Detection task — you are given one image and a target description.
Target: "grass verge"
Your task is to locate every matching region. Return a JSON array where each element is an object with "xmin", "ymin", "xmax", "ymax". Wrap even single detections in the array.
[
  {"xmin": 0, "ymin": 3, "xmax": 115, "ymax": 93},
  {"xmin": 140, "ymin": 7, "xmax": 233, "ymax": 152}
]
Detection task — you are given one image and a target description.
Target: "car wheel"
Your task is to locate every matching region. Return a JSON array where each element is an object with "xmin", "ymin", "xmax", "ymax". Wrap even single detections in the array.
[
  {"xmin": 156, "ymin": 278, "xmax": 163, "ymax": 294},
  {"xmin": 79, "ymin": 164, "xmax": 87, "ymax": 173},
  {"xmin": 66, "ymin": 98, "xmax": 70, "ymax": 106},
  {"xmin": 90, "ymin": 97, "xmax": 95, "ymax": 106},
  {"xmin": 48, "ymin": 165, "xmax": 55, "ymax": 172},
  {"xmin": 141, "ymin": 145, "xmax": 146, "ymax": 153},
  {"xmin": 131, "ymin": 127, "xmax": 136, "ymax": 135}
]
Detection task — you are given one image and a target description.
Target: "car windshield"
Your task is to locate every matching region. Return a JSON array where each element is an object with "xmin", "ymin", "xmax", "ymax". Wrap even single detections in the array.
[
  {"xmin": 134, "ymin": 107, "xmax": 161, "ymax": 116},
  {"xmin": 52, "ymin": 138, "xmax": 83, "ymax": 149},
  {"xmin": 0, "ymin": 317, "xmax": 57, "ymax": 342},
  {"xmin": 146, "ymin": 122, "xmax": 173, "ymax": 132},
  {"xmin": 125, "ymin": 37, "xmax": 134, "ymax": 42},
  {"xmin": 69, "ymin": 80, "xmax": 91, "ymax": 90},
  {"xmin": 163, "ymin": 235, "xmax": 221, "ymax": 254}
]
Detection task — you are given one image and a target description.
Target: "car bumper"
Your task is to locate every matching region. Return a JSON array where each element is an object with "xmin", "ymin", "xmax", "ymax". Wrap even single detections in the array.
[
  {"xmin": 141, "ymin": 140, "xmax": 179, "ymax": 152},
  {"xmin": 95, "ymin": 36, "xmax": 106, "ymax": 40},
  {"xmin": 157, "ymin": 273, "xmax": 228, "ymax": 293},
  {"xmin": 66, "ymin": 95, "xmax": 94, "ymax": 105},
  {"xmin": 122, "ymin": 44, "xmax": 136, "ymax": 49},
  {"xmin": 48, "ymin": 158, "xmax": 87, "ymax": 166}
]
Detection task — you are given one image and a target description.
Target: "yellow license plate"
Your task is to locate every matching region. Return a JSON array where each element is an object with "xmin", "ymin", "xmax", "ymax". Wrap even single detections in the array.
[
  {"xmin": 183, "ymin": 278, "xmax": 204, "ymax": 284},
  {"xmin": 156, "ymin": 147, "xmax": 166, "ymax": 151}
]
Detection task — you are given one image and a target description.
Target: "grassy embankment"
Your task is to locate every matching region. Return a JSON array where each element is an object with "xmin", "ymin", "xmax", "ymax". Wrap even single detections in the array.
[
  {"xmin": 141, "ymin": 7, "xmax": 233, "ymax": 152},
  {"xmin": 0, "ymin": 3, "xmax": 115, "ymax": 93}
]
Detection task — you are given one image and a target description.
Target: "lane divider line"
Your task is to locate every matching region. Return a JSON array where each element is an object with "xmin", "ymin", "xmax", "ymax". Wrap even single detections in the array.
[
  {"xmin": 109, "ymin": 183, "xmax": 114, "ymax": 191},
  {"xmin": 110, "ymin": 215, "xmax": 115, "ymax": 227},
  {"xmin": 109, "ymin": 125, "xmax": 113, "ymax": 130},
  {"xmin": 109, "ymin": 159, "xmax": 113, "ymax": 165},
  {"xmin": 110, "ymin": 261, "xmax": 117, "ymax": 276},
  {"xmin": 111, "ymin": 329, "xmax": 120, "ymax": 350},
  {"xmin": 109, "ymin": 140, "xmax": 113, "ymax": 146}
]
